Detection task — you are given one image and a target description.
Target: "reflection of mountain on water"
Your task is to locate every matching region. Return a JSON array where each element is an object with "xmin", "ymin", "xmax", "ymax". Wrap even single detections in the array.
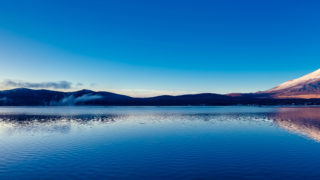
[
  {"xmin": 0, "ymin": 114, "xmax": 119, "ymax": 123},
  {"xmin": 0, "ymin": 114, "xmax": 121, "ymax": 135},
  {"xmin": 273, "ymin": 107, "xmax": 320, "ymax": 142},
  {"xmin": 0, "ymin": 110, "xmax": 273, "ymax": 135}
]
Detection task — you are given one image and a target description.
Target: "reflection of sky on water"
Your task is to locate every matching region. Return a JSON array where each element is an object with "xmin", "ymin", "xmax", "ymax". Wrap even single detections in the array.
[{"xmin": 2, "ymin": 106, "xmax": 320, "ymax": 179}]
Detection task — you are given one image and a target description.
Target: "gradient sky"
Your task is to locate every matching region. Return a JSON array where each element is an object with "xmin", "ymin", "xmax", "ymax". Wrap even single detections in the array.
[{"xmin": 0, "ymin": 0, "xmax": 320, "ymax": 97}]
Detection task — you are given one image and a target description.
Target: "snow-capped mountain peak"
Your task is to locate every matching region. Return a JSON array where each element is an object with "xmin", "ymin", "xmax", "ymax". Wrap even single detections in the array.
[
  {"xmin": 268, "ymin": 68, "xmax": 320, "ymax": 92},
  {"xmin": 264, "ymin": 68, "xmax": 320, "ymax": 98}
]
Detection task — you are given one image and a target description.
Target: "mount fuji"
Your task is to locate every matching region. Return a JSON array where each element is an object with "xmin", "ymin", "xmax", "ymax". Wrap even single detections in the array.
[{"xmin": 264, "ymin": 68, "xmax": 320, "ymax": 98}]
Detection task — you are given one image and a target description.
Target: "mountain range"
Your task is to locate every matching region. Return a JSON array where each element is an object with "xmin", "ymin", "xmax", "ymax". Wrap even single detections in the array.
[{"xmin": 1, "ymin": 69, "xmax": 320, "ymax": 106}]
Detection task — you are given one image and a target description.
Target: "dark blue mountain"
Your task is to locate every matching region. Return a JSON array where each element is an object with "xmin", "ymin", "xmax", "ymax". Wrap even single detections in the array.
[{"xmin": 0, "ymin": 88, "xmax": 320, "ymax": 106}]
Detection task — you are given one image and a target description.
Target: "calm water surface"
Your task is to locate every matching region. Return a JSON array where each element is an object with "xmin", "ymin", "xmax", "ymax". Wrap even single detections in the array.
[{"xmin": 1, "ymin": 106, "xmax": 320, "ymax": 179}]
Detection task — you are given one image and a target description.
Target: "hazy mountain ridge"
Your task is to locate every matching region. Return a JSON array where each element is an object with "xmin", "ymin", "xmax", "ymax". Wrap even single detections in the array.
[{"xmin": 0, "ymin": 88, "xmax": 133, "ymax": 106}]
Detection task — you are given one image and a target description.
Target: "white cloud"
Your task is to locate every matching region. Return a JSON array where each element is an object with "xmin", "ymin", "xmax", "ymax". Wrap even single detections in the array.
[{"xmin": 0, "ymin": 80, "xmax": 81, "ymax": 90}]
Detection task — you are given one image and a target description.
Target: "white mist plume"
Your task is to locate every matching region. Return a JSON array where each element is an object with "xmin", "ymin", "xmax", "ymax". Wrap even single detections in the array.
[{"xmin": 51, "ymin": 94, "xmax": 103, "ymax": 105}]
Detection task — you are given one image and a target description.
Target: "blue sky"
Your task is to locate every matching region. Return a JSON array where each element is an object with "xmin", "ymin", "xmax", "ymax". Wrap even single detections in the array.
[{"xmin": 0, "ymin": 0, "xmax": 320, "ymax": 97}]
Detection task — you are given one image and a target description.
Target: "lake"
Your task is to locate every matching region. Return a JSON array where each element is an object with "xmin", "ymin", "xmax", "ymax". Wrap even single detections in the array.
[{"xmin": 1, "ymin": 106, "xmax": 320, "ymax": 179}]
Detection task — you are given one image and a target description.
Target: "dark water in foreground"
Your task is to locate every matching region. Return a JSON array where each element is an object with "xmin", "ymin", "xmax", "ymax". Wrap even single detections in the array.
[{"xmin": 1, "ymin": 106, "xmax": 320, "ymax": 179}]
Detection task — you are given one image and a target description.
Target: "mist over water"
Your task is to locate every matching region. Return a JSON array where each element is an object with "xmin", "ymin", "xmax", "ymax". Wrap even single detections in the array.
[{"xmin": 1, "ymin": 106, "xmax": 320, "ymax": 179}]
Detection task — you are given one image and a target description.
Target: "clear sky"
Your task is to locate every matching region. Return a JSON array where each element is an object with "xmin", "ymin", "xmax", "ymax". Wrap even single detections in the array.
[{"xmin": 0, "ymin": 0, "xmax": 320, "ymax": 97}]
